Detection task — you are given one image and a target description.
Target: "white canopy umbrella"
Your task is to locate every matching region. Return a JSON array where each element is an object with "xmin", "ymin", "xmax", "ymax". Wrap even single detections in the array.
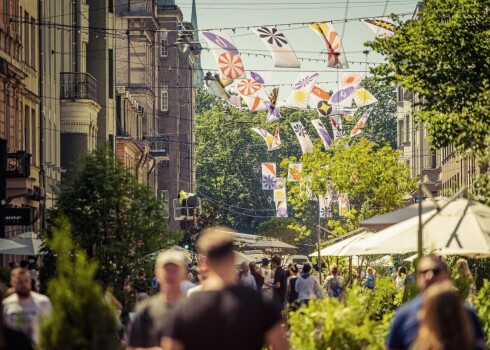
[
  {"xmin": 0, "ymin": 232, "xmax": 41, "ymax": 256},
  {"xmin": 354, "ymin": 199, "xmax": 490, "ymax": 256},
  {"xmin": 309, "ymin": 231, "xmax": 374, "ymax": 257},
  {"xmin": 234, "ymin": 251, "xmax": 253, "ymax": 264},
  {"xmin": 0, "ymin": 238, "xmax": 28, "ymax": 252}
]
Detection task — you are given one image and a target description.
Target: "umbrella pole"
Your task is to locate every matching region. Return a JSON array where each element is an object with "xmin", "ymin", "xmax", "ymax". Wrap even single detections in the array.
[
  {"xmin": 317, "ymin": 204, "xmax": 322, "ymax": 284},
  {"xmin": 418, "ymin": 182, "xmax": 423, "ymax": 259}
]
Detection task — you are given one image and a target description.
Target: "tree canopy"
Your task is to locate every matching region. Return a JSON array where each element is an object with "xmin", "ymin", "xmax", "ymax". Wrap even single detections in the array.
[
  {"xmin": 47, "ymin": 146, "xmax": 174, "ymax": 299},
  {"xmin": 368, "ymin": 0, "xmax": 490, "ymax": 155}
]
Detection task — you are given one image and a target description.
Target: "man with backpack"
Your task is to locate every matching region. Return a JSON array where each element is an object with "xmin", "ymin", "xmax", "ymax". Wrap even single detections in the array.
[
  {"xmin": 294, "ymin": 263, "xmax": 323, "ymax": 306},
  {"xmin": 324, "ymin": 263, "xmax": 345, "ymax": 299}
]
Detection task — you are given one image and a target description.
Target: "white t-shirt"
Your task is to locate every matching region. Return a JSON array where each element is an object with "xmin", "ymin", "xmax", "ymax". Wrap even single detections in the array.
[{"xmin": 3, "ymin": 292, "xmax": 52, "ymax": 345}]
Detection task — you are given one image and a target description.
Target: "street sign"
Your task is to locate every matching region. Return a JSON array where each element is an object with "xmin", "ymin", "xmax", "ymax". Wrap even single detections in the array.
[{"xmin": 5, "ymin": 207, "xmax": 33, "ymax": 226}]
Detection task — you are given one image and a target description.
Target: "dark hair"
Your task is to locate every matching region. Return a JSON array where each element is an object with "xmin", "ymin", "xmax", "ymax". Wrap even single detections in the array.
[
  {"xmin": 290, "ymin": 264, "xmax": 299, "ymax": 274},
  {"xmin": 303, "ymin": 263, "xmax": 312, "ymax": 274},
  {"xmin": 19, "ymin": 260, "xmax": 29, "ymax": 269},
  {"xmin": 271, "ymin": 256, "xmax": 281, "ymax": 266},
  {"xmin": 261, "ymin": 257, "xmax": 269, "ymax": 266},
  {"xmin": 398, "ymin": 266, "xmax": 407, "ymax": 276}
]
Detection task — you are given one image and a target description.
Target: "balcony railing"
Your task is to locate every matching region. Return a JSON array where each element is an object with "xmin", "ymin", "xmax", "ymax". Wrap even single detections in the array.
[
  {"xmin": 6, "ymin": 152, "xmax": 31, "ymax": 178},
  {"xmin": 145, "ymin": 135, "xmax": 169, "ymax": 158},
  {"xmin": 60, "ymin": 72, "xmax": 97, "ymax": 101}
]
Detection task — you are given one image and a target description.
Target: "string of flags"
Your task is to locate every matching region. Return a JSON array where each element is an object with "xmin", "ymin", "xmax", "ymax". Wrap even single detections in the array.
[{"xmin": 201, "ymin": 16, "xmax": 393, "ymax": 218}]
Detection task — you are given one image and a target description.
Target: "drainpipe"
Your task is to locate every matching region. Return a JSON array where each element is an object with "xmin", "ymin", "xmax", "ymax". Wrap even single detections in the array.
[{"xmin": 38, "ymin": 0, "xmax": 46, "ymax": 231}]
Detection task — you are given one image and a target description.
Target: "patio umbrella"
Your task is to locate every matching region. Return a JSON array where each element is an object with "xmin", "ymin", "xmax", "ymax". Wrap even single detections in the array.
[
  {"xmin": 248, "ymin": 240, "xmax": 297, "ymax": 250},
  {"xmin": 0, "ymin": 238, "xmax": 28, "ymax": 252},
  {"xmin": 234, "ymin": 251, "xmax": 253, "ymax": 264},
  {"xmin": 360, "ymin": 200, "xmax": 445, "ymax": 231},
  {"xmin": 354, "ymin": 199, "xmax": 490, "ymax": 256},
  {"xmin": 0, "ymin": 232, "xmax": 41, "ymax": 256},
  {"xmin": 309, "ymin": 231, "xmax": 374, "ymax": 257}
]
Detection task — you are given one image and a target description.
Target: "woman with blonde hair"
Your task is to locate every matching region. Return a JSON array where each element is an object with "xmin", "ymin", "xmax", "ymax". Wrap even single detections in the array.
[
  {"xmin": 411, "ymin": 280, "xmax": 483, "ymax": 350},
  {"xmin": 453, "ymin": 258, "xmax": 476, "ymax": 305}
]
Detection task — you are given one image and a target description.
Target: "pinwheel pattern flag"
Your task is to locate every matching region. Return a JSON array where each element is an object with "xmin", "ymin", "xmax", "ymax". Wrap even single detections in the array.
[
  {"xmin": 340, "ymin": 73, "xmax": 363, "ymax": 88},
  {"xmin": 311, "ymin": 119, "xmax": 332, "ymax": 149},
  {"xmin": 350, "ymin": 108, "xmax": 373, "ymax": 137},
  {"xmin": 274, "ymin": 178, "xmax": 287, "ymax": 202},
  {"xmin": 202, "ymin": 30, "xmax": 245, "ymax": 79},
  {"xmin": 285, "ymin": 73, "xmax": 319, "ymax": 109},
  {"xmin": 362, "ymin": 17, "xmax": 396, "ymax": 38},
  {"xmin": 251, "ymin": 127, "xmax": 281, "ymax": 151},
  {"xmin": 338, "ymin": 194, "xmax": 350, "ymax": 216},
  {"xmin": 261, "ymin": 162, "xmax": 277, "ymax": 190},
  {"xmin": 242, "ymin": 95, "xmax": 267, "ymax": 111},
  {"xmin": 251, "ymin": 26, "xmax": 301, "ymax": 68},
  {"xmin": 287, "ymin": 162, "xmax": 303, "ymax": 182},
  {"xmin": 291, "ymin": 122, "xmax": 314, "ymax": 154},
  {"xmin": 310, "ymin": 22, "xmax": 349, "ymax": 69},
  {"xmin": 237, "ymin": 78, "xmax": 262, "ymax": 96},
  {"xmin": 319, "ymin": 194, "xmax": 333, "ymax": 218},
  {"xmin": 275, "ymin": 200, "xmax": 288, "ymax": 217}
]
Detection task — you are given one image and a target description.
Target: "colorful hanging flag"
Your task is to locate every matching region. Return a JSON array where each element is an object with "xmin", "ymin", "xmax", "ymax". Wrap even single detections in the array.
[
  {"xmin": 319, "ymin": 194, "xmax": 333, "ymax": 218},
  {"xmin": 287, "ymin": 162, "xmax": 303, "ymax": 182},
  {"xmin": 273, "ymin": 178, "xmax": 287, "ymax": 202},
  {"xmin": 310, "ymin": 22, "xmax": 349, "ymax": 69},
  {"xmin": 242, "ymin": 95, "xmax": 267, "ymax": 111},
  {"xmin": 338, "ymin": 194, "xmax": 350, "ymax": 216},
  {"xmin": 342, "ymin": 109, "xmax": 356, "ymax": 121},
  {"xmin": 217, "ymin": 52, "xmax": 245, "ymax": 79},
  {"xmin": 310, "ymin": 85, "xmax": 331, "ymax": 102},
  {"xmin": 353, "ymin": 87, "xmax": 378, "ymax": 107},
  {"xmin": 251, "ymin": 127, "xmax": 281, "ymax": 151},
  {"xmin": 340, "ymin": 73, "xmax": 363, "ymax": 88},
  {"xmin": 264, "ymin": 101, "xmax": 283, "ymax": 123},
  {"xmin": 250, "ymin": 71, "xmax": 273, "ymax": 84},
  {"xmin": 285, "ymin": 73, "xmax": 319, "ymax": 109},
  {"xmin": 275, "ymin": 200, "xmax": 288, "ymax": 217},
  {"xmin": 237, "ymin": 78, "xmax": 262, "ymax": 96},
  {"xmin": 362, "ymin": 17, "xmax": 396, "ymax": 38},
  {"xmin": 311, "ymin": 119, "xmax": 332, "ymax": 149},
  {"xmin": 227, "ymin": 95, "xmax": 241, "ymax": 108},
  {"xmin": 330, "ymin": 115, "xmax": 345, "ymax": 139},
  {"xmin": 202, "ymin": 30, "xmax": 246, "ymax": 79},
  {"xmin": 266, "ymin": 86, "xmax": 280, "ymax": 105},
  {"xmin": 291, "ymin": 121, "xmax": 314, "ymax": 154},
  {"xmin": 350, "ymin": 108, "xmax": 373, "ymax": 137},
  {"xmin": 330, "ymin": 86, "xmax": 356, "ymax": 107},
  {"xmin": 261, "ymin": 162, "xmax": 277, "ymax": 190},
  {"xmin": 251, "ymin": 26, "xmax": 301, "ymax": 68},
  {"xmin": 206, "ymin": 78, "xmax": 230, "ymax": 100}
]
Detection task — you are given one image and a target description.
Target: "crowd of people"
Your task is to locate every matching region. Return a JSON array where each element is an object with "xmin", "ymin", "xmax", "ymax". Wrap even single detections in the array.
[{"xmin": 0, "ymin": 229, "xmax": 487, "ymax": 350}]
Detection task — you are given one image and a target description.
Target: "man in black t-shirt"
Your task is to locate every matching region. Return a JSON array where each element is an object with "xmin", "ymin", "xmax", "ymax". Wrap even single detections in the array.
[
  {"xmin": 270, "ymin": 256, "xmax": 288, "ymax": 311},
  {"xmin": 162, "ymin": 228, "xmax": 289, "ymax": 350}
]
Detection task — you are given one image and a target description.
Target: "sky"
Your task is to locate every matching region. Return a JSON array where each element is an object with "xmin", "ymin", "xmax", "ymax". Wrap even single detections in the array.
[{"xmin": 175, "ymin": 0, "xmax": 419, "ymax": 96}]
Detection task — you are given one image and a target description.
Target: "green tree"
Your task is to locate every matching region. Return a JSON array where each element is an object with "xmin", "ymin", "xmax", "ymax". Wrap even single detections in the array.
[
  {"xmin": 285, "ymin": 139, "xmax": 415, "ymax": 236},
  {"xmin": 41, "ymin": 218, "xmax": 121, "ymax": 350},
  {"xmin": 47, "ymin": 146, "xmax": 174, "ymax": 301},
  {"xmin": 257, "ymin": 217, "xmax": 300, "ymax": 245}
]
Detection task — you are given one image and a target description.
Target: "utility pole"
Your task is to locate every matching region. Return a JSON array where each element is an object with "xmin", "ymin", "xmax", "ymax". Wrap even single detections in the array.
[
  {"xmin": 38, "ymin": 0, "xmax": 46, "ymax": 231},
  {"xmin": 0, "ymin": 139, "xmax": 6, "ymax": 237}
]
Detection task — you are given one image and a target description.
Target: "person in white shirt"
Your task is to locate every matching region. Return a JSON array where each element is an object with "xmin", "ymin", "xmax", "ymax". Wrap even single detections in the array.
[
  {"xmin": 295, "ymin": 263, "xmax": 323, "ymax": 305},
  {"xmin": 2, "ymin": 268, "xmax": 52, "ymax": 346},
  {"xmin": 238, "ymin": 262, "xmax": 257, "ymax": 290}
]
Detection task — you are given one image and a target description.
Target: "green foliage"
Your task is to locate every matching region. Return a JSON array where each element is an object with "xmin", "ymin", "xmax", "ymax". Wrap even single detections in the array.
[
  {"xmin": 368, "ymin": 0, "xmax": 490, "ymax": 155},
  {"xmin": 288, "ymin": 286, "xmax": 391, "ymax": 350},
  {"xmin": 41, "ymin": 218, "xmax": 121, "ymax": 350},
  {"xmin": 45, "ymin": 145, "xmax": 174, "ymax": 302},
  {"xmin": 361, "ymin": 276, "xmax": 402, "ymax": 321},
  {"xmin": 286, "ymin": 139, "xmax": 415, "ymax": 236},
  {"xmin": 257, "ymin": 218, "xmax": 301, "ymax": 245},
  {"xmin": 476, "ymin": 279, "xmax": 490, "ymax": 347}
]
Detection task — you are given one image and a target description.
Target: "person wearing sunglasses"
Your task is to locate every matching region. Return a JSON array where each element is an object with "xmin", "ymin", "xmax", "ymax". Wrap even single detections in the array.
[{"xmin": 385, "ymin": 255, "xmax": 486, "ymax": 350}]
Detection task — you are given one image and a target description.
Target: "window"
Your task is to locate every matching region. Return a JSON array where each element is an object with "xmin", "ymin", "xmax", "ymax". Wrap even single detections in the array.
[
  {"xmin": 405, "ymin": 115, "xmax": 410, "ymax": 142},
  {"xmin": 398, "ymin": 120, "xmax": 404, "ymax": 145},
  {"xmin": 160, "ymin": 190, "xmax": 169, "ymax": 219},
  {"xmin": 431, "ymin": 151, "xmax": 437, "ymax": 169},
  {"xmin": 160, "ymin": 84, "xmax": 168, "ymax": 112},
  {"xmin": 108, "ymin": 49, "xmax": 114, "ymax": 98},
  {"xmin": 24, "ymin": 11, "xmax": 29, "ymax": 65},
  {"xmin": 160, "ymin": 31, "xmax": 168, "ymax": 57},
  {"xmin": 397, "ymin": 86, "xmax": 404, "ymax": 102}
]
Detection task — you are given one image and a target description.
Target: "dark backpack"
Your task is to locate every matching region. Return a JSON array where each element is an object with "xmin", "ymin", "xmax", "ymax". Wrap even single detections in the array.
[
  {"xmin": 330, "ymin": 277, "xmax": 343, "ymax": 298},
  {"xmin": 288, "ymin": 277, "xmax": 299, "ymax": 303}
]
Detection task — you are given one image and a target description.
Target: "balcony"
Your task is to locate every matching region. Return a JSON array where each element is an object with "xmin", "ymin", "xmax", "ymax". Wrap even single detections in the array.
[
  {"xmin": 145, "ymin": 135, "xmax": 169, "ymax": 159},
  {"xmin": 6, "ymin": 152, "xmax": 31, "ymax": 178},
  {"xmin": 60, "ymin": 72, "xmax": 97, "ymax": 101}
]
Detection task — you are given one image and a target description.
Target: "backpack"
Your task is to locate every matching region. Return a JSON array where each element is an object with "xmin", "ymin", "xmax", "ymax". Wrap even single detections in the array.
[
  {"xmin": 288, "ymin": 277, "xmax": 299, "ymax": 303},
  {"xmin": 329, "ymin": 277, "xmax": 343, "ymax": 298}
]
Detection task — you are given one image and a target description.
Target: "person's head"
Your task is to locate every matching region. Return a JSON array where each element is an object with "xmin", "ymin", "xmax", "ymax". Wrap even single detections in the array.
[
  {"xmin": 155, "ymin": 250, "xmax": 187, "ymax": 294},
  {"xmin": 271, "ymin": 256, "xmax": 281, "ymax": 269},
  {"xmin": 414, "ymin": 280, "xmax": 473, "ymax": 350},
  {"xmin": 19, "ymin": 260, "xmax": 29, "ymax": 269},
  {"xmin": 196, "ymin": 265, "xmax": 209, "ymax": 283},
  {"xmin": 416, "ymin": 255, "xmax": 449, "ymax": 291},
  {"xmin": 240, "ymin": 262, "xmax": 250, "ymax": 274},
  {"xmin": 10, "ymin": 268, "xmax": 31, "ymax": 299},
  {"xmin": 249, "ymin": 262, "xmax": 257, "ymax": 274},
  {"xmin": 397, "ymin": 266, "xmax": 407, "ymax": 276},
  {"xmin": 289, "ymin": 264, "xmax": 299, "ymax": 276},
  {"xmin": 302, "ymin": 263, "xmax": 312, "ymax": 274},
  {"xmin": 197, "ymin": 228, "xmax": 236, "ymax": 280},
  {"xmin": 456, "ymin": 258, "xmax": 472, "ymax": 278},
  {"xmin": 329, "ymin": 263, "xmax": 339, "ymax": 275},
  {"xmin": 8, "ymin": 261, "xmax": 17, "ymax": 270},
  {"xmin": 261, "ymin": 257, "xmax": 269, "ymax": 267},
  {"xmin": 366, "ymin": 267, "xmax": 374, "ymax": 275}
]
